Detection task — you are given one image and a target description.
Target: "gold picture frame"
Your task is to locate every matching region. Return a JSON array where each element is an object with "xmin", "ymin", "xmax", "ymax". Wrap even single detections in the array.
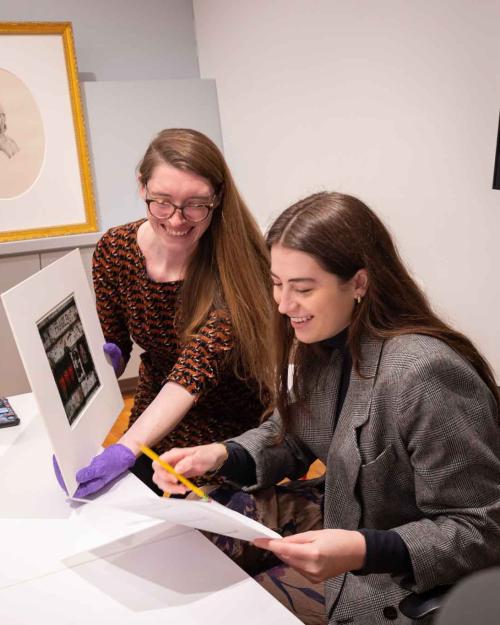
[{"xmin": 0, "ymin": 22, "xmax": 97, "ymax": 242}]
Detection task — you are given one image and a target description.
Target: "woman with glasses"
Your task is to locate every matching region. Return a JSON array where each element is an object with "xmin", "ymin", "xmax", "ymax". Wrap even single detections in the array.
[
  {"xmin": 152, "ymin": 192, "xmax": 500, "ymax": 625},
  {"xmin": 66, "ymin": 128, "xmax": 275, "ymax": 497}
]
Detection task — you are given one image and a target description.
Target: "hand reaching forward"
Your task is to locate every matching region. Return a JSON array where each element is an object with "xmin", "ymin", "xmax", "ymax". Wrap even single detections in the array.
[
  {"xmin": 53, "ymin": 444, "xmax": 136, "ymax": 498},
  {"xmin": 254, "ymin": 529, "xmax": 366, "ymax": 583},
  {"xmin": 75, "ymin": 444, "xmax": 136, "ymax": 496},
  {"xmin": 151, "ymin": 443, "xmax": 228, "ymax": 495}
]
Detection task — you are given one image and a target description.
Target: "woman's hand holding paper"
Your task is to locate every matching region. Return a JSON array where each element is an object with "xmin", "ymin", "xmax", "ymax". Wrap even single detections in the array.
[{"xmin": 253, "ymin": 529, "xmax": 366, "ymax": 583}]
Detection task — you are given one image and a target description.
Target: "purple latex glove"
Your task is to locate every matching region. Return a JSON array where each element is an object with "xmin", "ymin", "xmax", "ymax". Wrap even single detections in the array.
[
  {"xmin": 74, "ymin": 444, "xmax": 136, "ymax": 497},
  {"xmin": 103, "ymin": 342, "xmax": 124, "ymax": 377},
  {"xmin": 52, "ymin": 445, "xmax": 135, "ymax": 497},
  {"xmin": 53, "ymin": 454, "xmax": 68, "ymax": 494}
]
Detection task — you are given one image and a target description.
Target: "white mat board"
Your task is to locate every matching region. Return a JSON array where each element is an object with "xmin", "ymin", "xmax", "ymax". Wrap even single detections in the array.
[{"xmin": 1, "ymin": 250, "xmax": 123, "ymax": 495}]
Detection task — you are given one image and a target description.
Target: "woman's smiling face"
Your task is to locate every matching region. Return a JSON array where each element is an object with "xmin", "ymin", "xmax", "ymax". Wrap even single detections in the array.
[
  {"xmin": 141, "ymin": 161, "xmax": 215, "ymax": 250},
  {"xmin": 270, "ymin": 244, "xmax": 367, "ymax": 343}
]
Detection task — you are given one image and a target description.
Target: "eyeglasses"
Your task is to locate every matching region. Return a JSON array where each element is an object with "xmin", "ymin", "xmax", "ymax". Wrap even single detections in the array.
[{"xmin": 145, "ymin": 191, "xmax": 218, "ymax": 223}]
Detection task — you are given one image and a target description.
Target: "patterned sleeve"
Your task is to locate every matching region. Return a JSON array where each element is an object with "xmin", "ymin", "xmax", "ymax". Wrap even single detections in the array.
[
  {"xmin": 229, "ymin": 410, "xmax": 316, "ymax": 490},
  {"xmin": 166, "ymin": 309, "xmax": 234, "ymax": 397},
  {"xmin": 92, "ymin": 231, "xmax": 133, "ymax": 364}
]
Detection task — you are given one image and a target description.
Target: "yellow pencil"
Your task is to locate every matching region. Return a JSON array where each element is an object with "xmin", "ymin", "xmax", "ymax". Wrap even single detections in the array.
[{"xmin": 140, "ymin": 444, "xmax": 209, "ymax": 501}]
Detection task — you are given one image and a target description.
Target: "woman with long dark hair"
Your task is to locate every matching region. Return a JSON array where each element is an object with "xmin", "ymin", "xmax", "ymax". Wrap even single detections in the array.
[{"xmin": 152, "ymin": 192, "xmax": 500, "ymax": 625}]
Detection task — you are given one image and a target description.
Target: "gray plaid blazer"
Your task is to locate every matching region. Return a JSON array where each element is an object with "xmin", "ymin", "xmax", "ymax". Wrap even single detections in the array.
[{"xmin": 231, "ymin": 334, "xmax": 500, "ymax": 625}]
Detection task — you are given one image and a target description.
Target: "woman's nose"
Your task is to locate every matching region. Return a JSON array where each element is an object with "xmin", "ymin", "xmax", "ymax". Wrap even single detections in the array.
[
  {"xmin": 168, "ymin": 207, "xmax": 187, "ymax": 225},
  {"xmin": 278, "ymin": 292, "xmax": 292, "ymax": 315}
]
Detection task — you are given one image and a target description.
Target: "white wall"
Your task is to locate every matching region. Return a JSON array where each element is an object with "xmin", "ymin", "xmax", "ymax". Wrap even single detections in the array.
[
  {"xmin": 0, "ymin": 1, "xmax": 202, "ymax": 396},
  {"xmin": 84, "ymin": 79, "xmax": 223, "ymax": 231},
  {"xmin": 0, "ymin": 1, "xmax": 202, "ymax": 234},
  {"xmin": 1, "ymin": 0, "xmax": 199, "ymax": 79},
  {"xmin": 194, "ymin": 0, "xmax": 500, "ymax": 378}
]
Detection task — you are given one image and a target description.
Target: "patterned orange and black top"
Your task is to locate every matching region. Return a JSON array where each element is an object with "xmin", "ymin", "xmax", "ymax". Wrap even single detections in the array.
[{"xmin": 92, "ymin": 220, "xmax": 266, "ymax": 457}]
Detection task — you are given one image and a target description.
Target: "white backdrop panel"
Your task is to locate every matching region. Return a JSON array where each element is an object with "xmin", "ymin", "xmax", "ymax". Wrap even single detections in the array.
[{"xmin": 83, "ymin": 79, "xmax": 223, "ymax": 232}]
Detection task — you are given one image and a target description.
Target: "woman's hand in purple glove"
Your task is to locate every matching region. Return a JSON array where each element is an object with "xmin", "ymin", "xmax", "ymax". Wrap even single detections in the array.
[
  {"xmin": 53, "ymin": 454, "xmax": 68, "ymax": 494},
  {"xmin": 103, "ymin": 342, "xmax": 125, "ymax": 377},
  {"xmin": 74, "ymin": 444, "xmax": 136, "ymax": 497}
]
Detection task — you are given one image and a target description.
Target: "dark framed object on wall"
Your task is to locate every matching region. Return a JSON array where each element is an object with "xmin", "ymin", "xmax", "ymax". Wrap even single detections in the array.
[{"xmin": 493, "ymin": 110, "xmax": 500, "ymax": 191}]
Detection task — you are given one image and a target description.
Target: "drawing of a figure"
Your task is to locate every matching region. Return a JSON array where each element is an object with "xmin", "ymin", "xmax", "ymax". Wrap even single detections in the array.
[
  {"xmin": 0, "ymin": 100, "xmax": 19, "ymax": 159},
  {"xmin": 0, "ymin": 68, "xmax": 44, "ymax": 199}
]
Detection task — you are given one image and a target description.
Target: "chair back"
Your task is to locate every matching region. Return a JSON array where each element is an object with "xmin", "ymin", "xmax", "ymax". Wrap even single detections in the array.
[{"xmin": 435, "ymin": 567, "xmax": 500, "ymax": 625}]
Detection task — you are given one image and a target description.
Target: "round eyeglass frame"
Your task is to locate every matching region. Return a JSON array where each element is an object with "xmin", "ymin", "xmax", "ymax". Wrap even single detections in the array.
[{"xmin": 144, "ymin": 195, "xmax": 219, "ymax": 223}]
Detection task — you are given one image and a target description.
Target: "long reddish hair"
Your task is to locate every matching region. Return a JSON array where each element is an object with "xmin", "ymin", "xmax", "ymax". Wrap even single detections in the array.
[{"xmin": 138, "ymin": 128, "xmax": 275, "ymax": 398}]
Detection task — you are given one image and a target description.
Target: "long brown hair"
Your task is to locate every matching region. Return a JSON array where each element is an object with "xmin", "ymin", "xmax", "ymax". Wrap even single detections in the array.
[
  {"xmin": 138, "ymin": 128, "xmax": 275, "ymax": 397},
  {"xmin": 267, "ymin": 191, "xmax": 499, "ymax": 425}
]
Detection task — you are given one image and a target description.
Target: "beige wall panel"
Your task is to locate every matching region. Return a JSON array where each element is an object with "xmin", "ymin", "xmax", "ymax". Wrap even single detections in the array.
[{"xmin": 0, "ymin": 254, "xmax": 40, "ymax": 396}]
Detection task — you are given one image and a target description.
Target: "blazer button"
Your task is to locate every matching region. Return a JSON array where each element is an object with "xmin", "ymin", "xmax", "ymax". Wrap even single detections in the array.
[{"xmin": 383, "ymin": 606, "xmax": 398, "ymax": 620}]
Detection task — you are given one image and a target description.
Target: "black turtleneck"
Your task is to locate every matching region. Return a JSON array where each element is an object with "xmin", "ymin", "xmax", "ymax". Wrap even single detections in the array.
[
  {"xmin": 321, "ymin": 326, "xmax": 352, "ymax": 424},
  {"xmin": 220, "ymin": 329, "xmax": 413, "ymax": 578}
]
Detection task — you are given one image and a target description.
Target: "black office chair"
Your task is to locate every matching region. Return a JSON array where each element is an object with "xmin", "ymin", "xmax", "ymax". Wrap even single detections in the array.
[
  {"xmin": 399, "ymin": 567, "xmax": 500, "ymax": 623},
  {"xmin": 434, "ymin": 567, "xmax": 500, "ymax": 625},
  {"xmin": 399, "ymin": 585, "xmax": 451, "ymax": 621}
]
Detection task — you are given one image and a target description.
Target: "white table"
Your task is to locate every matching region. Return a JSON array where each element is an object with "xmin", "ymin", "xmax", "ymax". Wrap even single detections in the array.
[{"xmin": 0, "ymin": 394, "xmax": 302, "ymax": 625}]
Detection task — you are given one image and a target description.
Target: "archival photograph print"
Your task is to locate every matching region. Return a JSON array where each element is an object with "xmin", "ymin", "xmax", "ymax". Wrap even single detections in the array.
[
  {"xmin": 37, "ymin": 295, "xmax": 100, "ymax": 426},
  {"xmin": 0, "ymin": 67, "xmax": 44, "ymax": 199}
]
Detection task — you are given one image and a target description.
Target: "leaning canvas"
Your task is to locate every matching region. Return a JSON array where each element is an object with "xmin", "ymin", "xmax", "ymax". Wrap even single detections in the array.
[{"xmin": 1, "ymin": 250, "xmax": 123, "ymax": 495}]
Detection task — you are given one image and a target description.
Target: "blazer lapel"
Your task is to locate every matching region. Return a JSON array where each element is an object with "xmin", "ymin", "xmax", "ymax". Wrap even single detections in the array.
[
  {"xmin": 325, "ymin": 336, "xmax": 384, "ymax": 530},
  {"xmin": 324, "ymin": 336, "xmax": 384, "ymax": 617}
]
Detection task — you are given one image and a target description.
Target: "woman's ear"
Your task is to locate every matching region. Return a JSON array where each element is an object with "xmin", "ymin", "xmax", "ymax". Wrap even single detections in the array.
[{"xmin": 354, "ymin": 269, "xmax": 368, "ymax": 297}]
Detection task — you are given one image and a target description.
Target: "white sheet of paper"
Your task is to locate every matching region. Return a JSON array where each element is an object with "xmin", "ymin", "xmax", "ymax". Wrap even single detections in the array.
[
  {"xmin": 1, "ymin": 250, "xmax": 123, "ymax": 496},
  {"xmin": 71, "ymin": 495, "xmax": 281, "ymax": 542}
]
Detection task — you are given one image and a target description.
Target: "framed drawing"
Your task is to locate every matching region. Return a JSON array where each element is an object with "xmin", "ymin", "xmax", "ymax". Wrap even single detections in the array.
[
  {"xmin": 0, "ymin": 22, "xmax": 97, "ymax": 242},
  {"xmin": 1, "ymin": 250, "xmax": 123, "ymax": 496}
]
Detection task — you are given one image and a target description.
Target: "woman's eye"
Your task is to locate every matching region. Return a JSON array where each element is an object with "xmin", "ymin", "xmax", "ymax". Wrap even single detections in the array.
[{"xmin": 295, "ymin": 289, "xmax": 312, "ymax": 294}]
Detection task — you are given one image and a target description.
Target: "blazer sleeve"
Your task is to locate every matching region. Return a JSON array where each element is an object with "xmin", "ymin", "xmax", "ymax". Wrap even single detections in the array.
[
  {"xmin": 391, "ymin": 352, "xmax": 500, "ymax": 593},
  {"xmin": 228, "ymin": 409, "xmax": 317, "ymax": 490},
  {"xmin": 92, "ymin": 233, "xmax": 133, "ymax": 364}
]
